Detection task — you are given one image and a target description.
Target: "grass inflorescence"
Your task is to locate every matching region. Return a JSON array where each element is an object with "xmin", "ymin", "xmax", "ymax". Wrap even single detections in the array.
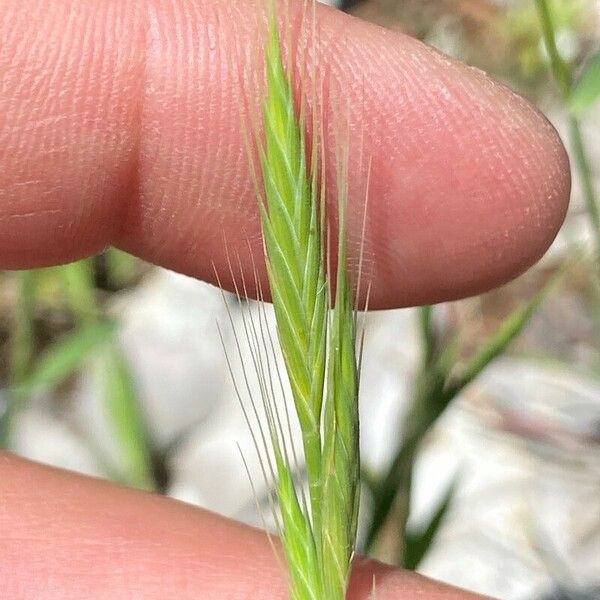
[
  {"xmin": 260, "ymin": 6, "xmax": 359, "ymax": 598},
  {"xmin": 225, "ymin": 3, "xmax": 361, "ymax": 599}
]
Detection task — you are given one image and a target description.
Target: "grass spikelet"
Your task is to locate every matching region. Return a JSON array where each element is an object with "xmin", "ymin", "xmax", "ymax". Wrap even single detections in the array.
[{"xmin": 243, "ymin": 2, "xmax": 362, "ymax": 598}]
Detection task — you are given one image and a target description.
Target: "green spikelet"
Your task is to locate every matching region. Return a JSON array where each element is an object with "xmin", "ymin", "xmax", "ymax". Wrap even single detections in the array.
[
  {"xmin": 260, "ymin": 8, "xmax": 327, "ymax": 538},
  {"xmin": 255, "ymin": 3, "xmax": 361, "ymax": 599}
]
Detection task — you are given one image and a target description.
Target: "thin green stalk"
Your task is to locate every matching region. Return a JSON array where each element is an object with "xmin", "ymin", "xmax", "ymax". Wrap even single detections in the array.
[
  {"xmin": 97, "ymin": 343, "xmax": 156, "ymax": 491},
  {"xmin": 419, "ymin": 305, "xmax": 436, "ymax": 367},
  {"xmin": 403, "ymin": 476, "xmax": 457, "ymax": 570},
  {"xmin": 535, "ymin": 0, "xmax": 600, "ymax": 262},
  {"xmin": 535, "ymin": 0, "xmax": 571, "ymax": 97},
  {"xmin": 367, "ymin": 305, "xmax": 439, "ymax": 560},
  {"xmin": 59, "ymin": 260, "xmax": 156, "ymax": 491},
  {"xmin": 364, "ymin": 350, "xmax": 451, "ymax": 555},
  {"xmin": 10, "ymin": 271, "xmax": 38, "ymax": 385},
  {"xmin": 569, "ymin": 119, "xmax": 600, "ymax": 258},
  {"xmin": 363, "ymin": 305, "xmax": 441, "ymax": 559},
  {"xmin": 365, "ymin": 273, "xmax": 559, "ymax": 556},
  {"xmin": 1, "ymin": 271, "xmax": 38, "ymax": 447}
]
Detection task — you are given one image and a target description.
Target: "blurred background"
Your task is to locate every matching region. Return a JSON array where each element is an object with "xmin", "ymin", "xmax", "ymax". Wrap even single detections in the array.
[{"xmin": 1, "ymin": 1, "xmax": 599, "ymax": 599}]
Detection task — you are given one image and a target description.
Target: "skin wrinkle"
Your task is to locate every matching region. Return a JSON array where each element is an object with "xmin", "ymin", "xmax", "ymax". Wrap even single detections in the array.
[{"xmin": 119, "ymin": 0, "xmax": 146, "ymax": 245}]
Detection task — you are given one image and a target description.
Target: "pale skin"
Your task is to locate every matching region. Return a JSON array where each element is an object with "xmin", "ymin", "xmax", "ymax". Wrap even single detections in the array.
[{"xmin": 0, "ymin": 1, "xmax": 571, "ymax": 598}]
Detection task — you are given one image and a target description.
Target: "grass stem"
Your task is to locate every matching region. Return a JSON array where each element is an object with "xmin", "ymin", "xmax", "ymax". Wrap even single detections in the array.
[{"xmin": 535, "ymin": 0, "xmax": 600, "ymax": 264}]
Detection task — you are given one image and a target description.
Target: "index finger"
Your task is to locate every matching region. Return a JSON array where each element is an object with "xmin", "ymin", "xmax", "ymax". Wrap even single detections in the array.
[{"xmin": 0, "ymin": 0, "xmax": 570, "ymax": 307}]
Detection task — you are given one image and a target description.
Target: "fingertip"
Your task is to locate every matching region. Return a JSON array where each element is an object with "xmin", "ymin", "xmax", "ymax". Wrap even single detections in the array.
[{"xmin": 327, "ymin": 20, "xmax": 571, "ymax": 306}]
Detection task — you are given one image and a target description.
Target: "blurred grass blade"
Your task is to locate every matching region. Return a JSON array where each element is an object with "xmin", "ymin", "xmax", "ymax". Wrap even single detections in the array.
[
  {"xmin": 419, "ymin": 305, "xmax": 436, "ymax": 367},
  {"xmin": 366, "ymin": 272, "xmax": 558, "ymax": 554},
  {"xmin": 403, "ymin": 476, "xmax": 458, "ymax": 570},
  {"xmin": 445, "ymin": 273, "xmax": 562, "ymax": 400},
  {"xmin": 60, "ymin": 258, "xmax": 156, "ymax": 490},
  {"xmin": 14, "ymin": 321, "xmax": 115, "ymax": 397},
  {"xmin": 569, "ymin": 51, "xmax": 600, "ymax": 117},
  {"xmin": 363, "ymin": 326, "xmax": 458, "ymax": 553},
  {"xmin": 535, "ymin": 0, "xmax": 572, "ymax": 98},
  {"xmin": 11, "ymin": 270, "xmax": 39, "ymax": 385},
  {"xmin": 535, "ymin": 0, "xmax": 600, "ymax": 262},
  {"xmin": 98, "ymin": 344, "xmax": 156, "ymax": 491},
  {"xmin": 58, "ymin": 259, "xmax": 97, "ymax": 324},
  {"xmin": 105, "ymin": 249, "xmax": 138, "ymax": 289},
  {"xmin": 1, "ymin": 271, "xmax": 40, "ymax": 447},
  {"xmin": 1, "ymin": 320, "xmax": 115, "ymax": 447}
]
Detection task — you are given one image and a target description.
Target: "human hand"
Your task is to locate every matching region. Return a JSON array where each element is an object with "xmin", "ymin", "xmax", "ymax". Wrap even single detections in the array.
[{"xmin": 0, "ymin": 1, "xmax": 570, "ymax": 598}]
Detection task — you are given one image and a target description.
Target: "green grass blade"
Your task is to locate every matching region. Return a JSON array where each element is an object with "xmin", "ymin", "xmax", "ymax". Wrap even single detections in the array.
[
  {"xmin": 13, "ymin": 321, "xmax": 116, "ymax": 397},
  {"xmin": 535, "ymin": 0, "xmax": 572, "ymax": 98},
  {"xmin": 569, "ymin": 51, "xmax": 600, "ymax": 117},
  {"xmin": 365, "ymin": 275, "xmax": 557, "ymax": 554},
  {"xmin": 418, "ymin": 305, "xmax": 436, "ymax": 367},
  {"xmin": 105, "ymin": 249, "xmax": 139, "ymax": 288},
  {"xmin": 445, "ymin": 274, "xmax": 561, "ymax": 400},
  {"xmin": 10, "ymin": 270, "xmax": 38, "ymax": 385},
  {"xmin": 58, "ymin": 259, "xmax": 98, "ymax": 325},
  {"xmin": 366, "ymin": 393, "xmax": 452, "ymax": 557},
  {"xmin": 0, "ymin": 320, "xmax": 115, "ymax": 447},
  {"xmin": 1, "ymin": 271, "xmax": 39, "ymax": 447},
  {"xmin": 363, "ymin": 335, "xmax": 457, "ymax": 553},
  {"xmin": 403, "ymin": 476, "xmax": 458, "ymax": 570},
  {"xmin": 58, "ymin": 258, "xmax": 156, "ymax": 490},
  {"xmin": 98, "ymin": 343, "xmax": 156, "ymax": 491},
  {"xmin": 535, "ymin": 0, "xmax": 600, "ymax": 261}
]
